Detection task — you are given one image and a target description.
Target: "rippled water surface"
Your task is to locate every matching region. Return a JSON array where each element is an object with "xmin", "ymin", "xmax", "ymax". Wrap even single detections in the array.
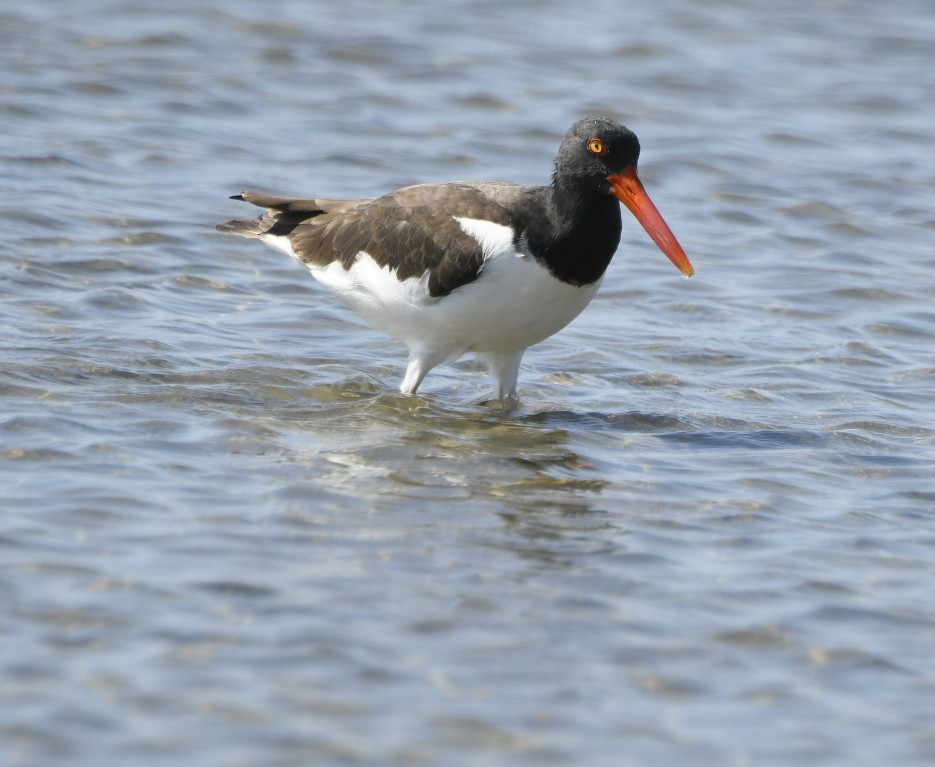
[{"xmin": 2, "ymin": 1, "xmax": 935, "ymax": 765}]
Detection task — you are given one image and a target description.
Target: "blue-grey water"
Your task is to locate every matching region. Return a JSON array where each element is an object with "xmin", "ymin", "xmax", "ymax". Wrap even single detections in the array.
[{"xmin": 2, "ymin": 1, "xmax": 935, "ymax": 765}]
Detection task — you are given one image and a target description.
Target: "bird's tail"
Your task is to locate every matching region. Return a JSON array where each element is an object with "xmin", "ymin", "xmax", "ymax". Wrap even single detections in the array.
[
  {"xmin": 216, "ymin": 194, "xmax": 268, "ymax": 238},
  {"xmin": 217, "ymin": 192, "xmax": 346, "ymax": 238}
]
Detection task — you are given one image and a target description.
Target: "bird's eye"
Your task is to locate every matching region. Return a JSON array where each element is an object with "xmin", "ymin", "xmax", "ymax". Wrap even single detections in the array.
[{"xmin": 587, "ymin": 138, "xmax": 608, "ymax": 156}]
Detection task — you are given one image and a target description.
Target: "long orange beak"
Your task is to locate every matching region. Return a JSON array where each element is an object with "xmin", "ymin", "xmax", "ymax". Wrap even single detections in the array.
[{"xmin": 608, "ymin": 167, "xmax": 695, "ymax": 277}]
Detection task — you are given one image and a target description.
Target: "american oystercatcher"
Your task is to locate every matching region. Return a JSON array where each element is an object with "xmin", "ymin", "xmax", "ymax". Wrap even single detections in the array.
[{"xmin": 218, "ymin": 117, "xmax": 694, "ymax": 401}]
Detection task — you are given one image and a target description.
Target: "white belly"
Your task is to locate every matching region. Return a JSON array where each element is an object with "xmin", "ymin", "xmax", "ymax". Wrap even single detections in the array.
[{"xmin": 265, "ymin": 217, "xmax": 603, "ymax": 357}]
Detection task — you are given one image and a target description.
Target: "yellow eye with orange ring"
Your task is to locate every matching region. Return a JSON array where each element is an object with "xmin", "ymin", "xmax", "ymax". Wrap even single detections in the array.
[{"xmin": 587, "ymin": 138, "xmax": 609, "ymax": 156}]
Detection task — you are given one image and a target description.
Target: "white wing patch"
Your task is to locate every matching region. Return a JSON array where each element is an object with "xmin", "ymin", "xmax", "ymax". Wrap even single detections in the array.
[{"xmin": 454, "ymin": 217, "xmax": 521, "ymax": 260}]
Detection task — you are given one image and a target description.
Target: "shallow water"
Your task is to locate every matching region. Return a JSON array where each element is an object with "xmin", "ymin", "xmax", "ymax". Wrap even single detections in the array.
[{"xmin": 2, "ymin": 1, "xmax": 935, "ymax": 765}]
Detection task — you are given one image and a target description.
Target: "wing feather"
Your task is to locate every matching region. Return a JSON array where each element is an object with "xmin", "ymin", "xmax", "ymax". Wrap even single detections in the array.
[{"xmin": 220, "ymin": 182, "xmax": 544, "ymax": 297}]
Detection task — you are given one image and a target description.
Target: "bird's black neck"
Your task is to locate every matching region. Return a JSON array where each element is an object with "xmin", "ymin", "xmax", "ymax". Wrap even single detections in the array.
[{"xmin": 523, "ymin": 181, "xmax": 622, "ymax": 286}]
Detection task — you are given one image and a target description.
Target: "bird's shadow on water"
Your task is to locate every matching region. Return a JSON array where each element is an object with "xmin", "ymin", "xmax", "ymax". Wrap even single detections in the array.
[
  {"xmin": 182, "ymin": 362, "xmax": 827, "ymax": 466},
  {"xmin": 258, "ymin": 383, "xmax": 833, "ymax": 568},
  {"xmin": 298, "ymin": 377, "xmax": 827, "ymax": 454},
  {"xmin": 517, "ymin": 407, "xmax": 828, "ymax": 451},
  {"xmin": 340, "ymin": 392, "xmax": 636, "ymax": 566},
  {"xmin": 517, "ymin": 408, "xmax": 690, "ymax": 432}
]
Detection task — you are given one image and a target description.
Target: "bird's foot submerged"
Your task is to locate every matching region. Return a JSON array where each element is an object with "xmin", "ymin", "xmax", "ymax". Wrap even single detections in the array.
[{"xmin": 478, "ymin": 392, "xmax": 521, "ymax": 415}]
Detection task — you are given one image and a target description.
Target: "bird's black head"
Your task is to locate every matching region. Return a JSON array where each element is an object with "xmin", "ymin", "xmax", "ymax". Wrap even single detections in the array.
[
  {"xmin": 552, "ymin": 117, "xmax": 641, "ymax": 194},
  {"xmin": 551, "ymin": 116, "xmax": 695, "ymax": 277}
]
